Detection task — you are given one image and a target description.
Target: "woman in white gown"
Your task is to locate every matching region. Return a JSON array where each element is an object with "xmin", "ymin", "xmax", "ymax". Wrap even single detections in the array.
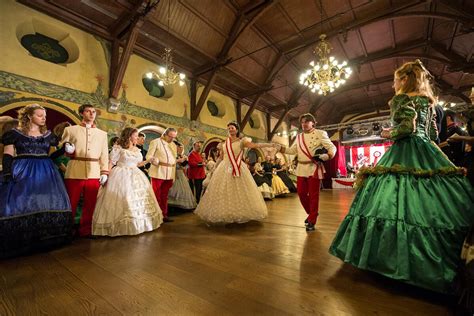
[
  {"xmin": 195, "ymin": 121, "xmax": 275, "ymax": 223},
  {"xmin": 93, "ymin": 127, "xmax": 163, "ymax": 236},
  {"xmin": 168, "ymin": 143, "xmax": 197, "ymax": 210}
]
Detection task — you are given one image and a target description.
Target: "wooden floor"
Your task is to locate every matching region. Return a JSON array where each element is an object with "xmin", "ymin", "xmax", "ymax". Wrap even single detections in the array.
[{"xmin": 0, "ymin": 190, "xmax": 453, "ymax": 315}]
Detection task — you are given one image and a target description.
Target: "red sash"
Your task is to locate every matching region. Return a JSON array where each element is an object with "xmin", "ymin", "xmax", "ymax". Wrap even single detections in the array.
[
  {"xmin": 226, "ymin": 137, "xmax": 243, "ymax": 177},
  {"xmin": 297, "ymin": 133, "xmax": 326, "ymax": 179}
]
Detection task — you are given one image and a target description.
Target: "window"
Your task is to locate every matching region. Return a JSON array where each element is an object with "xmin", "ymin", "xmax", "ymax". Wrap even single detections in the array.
[
  {"xmin": 17, "ymin": 20, "xmax": 79, "ymax": 64},
  {"xmin": 249, "ymin": 114, "xmax": 261, "ymax": 129},
  {"xmin": 142, "ymin": 77, "xmax": 166, "ymax": 98},
  {"xmin": 207, "ymin": 101, "xmax": 219, "ymax": 116},
  {"xmin": 206, "ymin": 100, "xmax": 225, "ymax": 117}
]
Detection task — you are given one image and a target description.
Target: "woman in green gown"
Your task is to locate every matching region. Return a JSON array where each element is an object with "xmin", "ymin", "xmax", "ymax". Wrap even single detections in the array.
[{"xmin": 329, "ymin": 59, "xmax": 474, "ymax": 293}]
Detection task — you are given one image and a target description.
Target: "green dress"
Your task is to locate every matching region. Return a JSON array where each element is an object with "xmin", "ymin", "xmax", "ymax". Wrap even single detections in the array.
[{"xmin": 329, "ymin": 94, "xmax": 474, "ymax": 293}]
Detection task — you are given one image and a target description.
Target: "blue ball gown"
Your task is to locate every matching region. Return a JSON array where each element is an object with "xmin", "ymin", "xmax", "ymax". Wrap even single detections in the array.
[{"xmin": 0, "ymin": 128, "xmax": 72, "ymax": 258}]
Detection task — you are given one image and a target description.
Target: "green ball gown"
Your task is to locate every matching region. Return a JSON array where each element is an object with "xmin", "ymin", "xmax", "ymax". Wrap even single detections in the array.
[{"xmin": 329, "ymin": 94, "xmax": 474, "ymax": 293}]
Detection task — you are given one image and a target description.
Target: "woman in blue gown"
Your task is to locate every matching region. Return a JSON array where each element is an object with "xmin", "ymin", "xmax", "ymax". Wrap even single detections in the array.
[{"xmin": 0, "ymin": 104, "xmax": 72, "ymax": 258}]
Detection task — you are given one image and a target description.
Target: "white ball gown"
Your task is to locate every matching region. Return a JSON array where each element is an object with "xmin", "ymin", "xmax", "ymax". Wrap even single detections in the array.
[
  {"xmin": 168, "ymin": 163, "xmax": 197, "ymax": 209},
  {"xmin": 194, "ymin": 137, "xmax": 268, "ymax": 223},
  {"xmin": 92, "ymin": 145, "xmax": 163, "ymax": 236}
]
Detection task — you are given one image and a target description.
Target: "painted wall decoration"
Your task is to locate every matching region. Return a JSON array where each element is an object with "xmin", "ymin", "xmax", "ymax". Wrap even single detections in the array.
[{"xmin": 0, "ymin": 71, "xmax": 270, "ymax": 150}]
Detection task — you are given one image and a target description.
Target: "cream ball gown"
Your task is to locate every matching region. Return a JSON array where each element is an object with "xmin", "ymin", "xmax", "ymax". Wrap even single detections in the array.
[{"xmin": 194, "ymin": 137, "xmax": 268, "ymax": 223}]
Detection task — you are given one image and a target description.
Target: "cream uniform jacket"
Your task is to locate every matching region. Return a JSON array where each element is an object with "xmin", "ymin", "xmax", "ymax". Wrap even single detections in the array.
[
  {"xmin": 146, "ymin": 138, "xmax": 177, "ymax": 180},
  {"xmin": 61, "ymin": 125, "xmax": 109, "ymax": 179},
  {"xmin": 284, "ymin": 129, "xmax": 336, "ymax": 178}
]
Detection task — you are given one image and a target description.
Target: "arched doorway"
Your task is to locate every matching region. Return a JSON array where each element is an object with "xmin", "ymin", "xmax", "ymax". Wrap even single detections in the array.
[
  {"xmin": 0, "ymin": 99, "xmax": 80, "ymax": 130},
  {"xmin": 137, "ymin": 124, "xmax": 166, "ymax": 151},
  {"xmin": 202, "ymin": 138, "xmax": 223, "ymax": 159}
]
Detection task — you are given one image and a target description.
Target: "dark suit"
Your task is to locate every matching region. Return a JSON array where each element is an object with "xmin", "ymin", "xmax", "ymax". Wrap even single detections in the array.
[{"xmin": 137, "ymin": 145, "xmax": 150, "ymax": 175}]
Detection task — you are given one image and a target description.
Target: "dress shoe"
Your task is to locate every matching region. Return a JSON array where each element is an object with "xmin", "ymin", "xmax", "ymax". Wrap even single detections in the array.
[
  {"xmin": 306, "ymin": 223, "xmax": 315, "ymax": 231},
  {"xmin": 163, "ymin": 217, "xmax": 174, "ymax": 223},
  {"xmin": 304, "ymin": 218, "xmax": 309, "ymax": 226}
]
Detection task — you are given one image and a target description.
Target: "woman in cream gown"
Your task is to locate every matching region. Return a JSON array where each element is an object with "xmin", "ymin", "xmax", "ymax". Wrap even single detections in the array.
[
  {"xmin": 93, "ymin": 128, "xmax": 163, "ymax": 236},
  {"xmin": 195, "ymin": 122, "xmax": 275, "ymax": 223}
]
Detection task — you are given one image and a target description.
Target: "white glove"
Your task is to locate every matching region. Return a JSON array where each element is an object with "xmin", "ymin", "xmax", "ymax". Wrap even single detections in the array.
[
  {"xmin": 151, "ymin": 158, "xmax": 159, "ymax": 166},
  {"xmin": 319, "ymin": 154, "xmax": 330, "ymax": 161},
  {"xmin": 99, "ymin": 175, "xmax": 108, "ymax": 185},
  {"xmin": 65, "ymin": 143, "xmax": 75, "ymax": 154}
]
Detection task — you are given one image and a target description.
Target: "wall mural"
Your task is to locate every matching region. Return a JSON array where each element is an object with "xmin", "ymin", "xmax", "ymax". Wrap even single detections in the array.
[{"xmin": 0, "ymin": 71, "xmax": 268, "ymax": 148}]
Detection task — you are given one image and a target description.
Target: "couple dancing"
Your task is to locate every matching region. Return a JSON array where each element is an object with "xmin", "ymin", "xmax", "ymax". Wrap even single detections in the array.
[{"xmin": 195, "ymin": 119, "xmax": 336, "ymax": 226}]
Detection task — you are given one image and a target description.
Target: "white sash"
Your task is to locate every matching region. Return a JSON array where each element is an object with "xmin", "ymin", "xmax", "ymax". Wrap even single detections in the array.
[{"xmin": 225, "ymin": 137, "xmax": 243, "ymax": 177}]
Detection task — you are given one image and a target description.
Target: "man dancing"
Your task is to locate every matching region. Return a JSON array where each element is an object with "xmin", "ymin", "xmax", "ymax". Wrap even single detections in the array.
[
  {"xmin": 280, "ymin": 113, "xmax": 336, "ymax": 231},
  {"xmin": 147, "ymin": 127, "xmax": 178, "ymax": 222},
  {"xmin": 61, "ymin": 104, "xmax": 109, "ymax": 237}
]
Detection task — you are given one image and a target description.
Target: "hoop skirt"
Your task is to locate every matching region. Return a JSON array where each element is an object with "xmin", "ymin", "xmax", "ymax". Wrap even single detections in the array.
[
  {"xmin": 195, "ymin": 138, "xmax": 267, "ymax": 223},
  {"xmin": 0, "ymin": 129, "xmax": 72, "ymax": 258},
  {"xmin": 329, "ymin": 95, "xmax": 474, "ymax": 293},
  {"xmin": 168, "ymin": 164, "xmax": 197, "ymax": 209},
  {"xmin": 92, "ymin": 146, "xmax": 162, "ymax": 236}
]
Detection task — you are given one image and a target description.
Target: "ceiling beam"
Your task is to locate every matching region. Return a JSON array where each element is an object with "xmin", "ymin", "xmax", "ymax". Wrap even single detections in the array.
[
  {"xmin": 236, "ymin": 99, "xmax": 242, "ymax": 126},
  {"xmin": 431, "ymin": 43, "xmax": 474, "ymax": 72},
  {"xmin": 241, "ymin": 53, "xmax": 284, "ymax": 129},
  {"xmin": 435, "ymin": 0, "xmax": 474, "ymax": 20},
  {"xmin": 110, "ymin": 0, "xmax": 149, "ymax": 38},
  {"xmin": 239, "ymin": 85, "xmax": 274, "ymax": 99},
  {"xmin": 265, "ymin": 112, "xmax": 272, "ymax": 141},
  {"xmin": 108, "ymin": 2, "xmax": 159, "ymax": 99},
  {"xmin": 191, "ymin": 0, "xmax": 275, "ymax": 121},
  {"xmin": 269, "ymin": 107, "xmax": 290, "ymax": 140},
  {"xmin": 309, "ymin": 76, "xmax": 394, "ymax": 115},
  {"xmin": 17, "ymin": 0, "xmax": 112, "ymax": 40}
]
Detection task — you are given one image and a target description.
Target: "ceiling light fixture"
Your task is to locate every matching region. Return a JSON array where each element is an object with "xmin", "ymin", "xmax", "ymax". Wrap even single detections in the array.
[
  {"xmin": 299, "ymin": 0, "xmax": 352, "ymax": 95},
  {"xmin": 149, "ymin": 0, "xmax": 185, "ymax": 86}
]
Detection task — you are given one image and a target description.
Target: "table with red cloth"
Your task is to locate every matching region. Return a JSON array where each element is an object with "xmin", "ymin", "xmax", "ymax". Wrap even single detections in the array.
[{"xmin": 332, "ymin": 177, "xmax": 356, "ymax": 189}]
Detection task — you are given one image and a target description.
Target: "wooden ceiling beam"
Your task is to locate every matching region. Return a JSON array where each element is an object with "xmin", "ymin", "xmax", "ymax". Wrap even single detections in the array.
[
  {"xmin": 190, "ymin": 0, "xmax": 275, "ymax": 121},
  {"xmin": 269, "ymin": 104, "xmax": 287, "ymax": 112},
  {"xmin": 266, "ymin": 112, "xmax": 272, "ymax": 140},
  {"xmin": 110, "ymin": 19, "xmax": 143, "ymax": 99},
  {"xmin": 431, "ymin": 43, "xmax": 474, "ymax": 73},
  {"xmin": 283, "ymin": 11, "xmax": 470, "ymax": 56},
  {"xmin": 350, "ymin": 39, "xmax": 429, "ymax": 65},
  {"xmin": 309, "ymin": 76, "xmax": 394, "ymax": 115},
  {"xmin": 241, "ymin": 53, "xmax": 285, "ymax": 129},
  {"xmin": 236, "ymin": 99, "xmax": 242, "ymax": 125},
  {"xmin": 192, "ymin": 0, "xmax": 275, "ymax": 78},
  {"xmin": 108, "ymin": 2, "xmax": 158, "ymax": 99},
  {"xmin": 269, "ymin": 107, "xmax": 291, "ymax": 140},
  {"xmin": 17, "ymin": 0, "xmax": 112, "ymax": 40},
  {"xmin": 436, "ymin": 78, "xmax": 472, "ymax": 103},
  {"xmin": 110, "ymin": 0, "xmax": 149, "ymax": 38},
  {"xmin": 435, "ymin": 0, "xmax": 474, "ymax": 20},
  {"xmin": 239, "ymin": 85, "xmax": 273, "ymax": 99}
]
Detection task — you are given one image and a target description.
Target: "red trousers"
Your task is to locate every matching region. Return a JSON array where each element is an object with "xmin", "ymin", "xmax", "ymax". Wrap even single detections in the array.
[
  {"xmin": 151, "ymin": 178, "xmax": 174, "ymax": 218},
  {"xmin": 65, "ymin": 178, "xmax": 100, "ymax": 236},
  {"xmin": 296, "ymin": 176, "xmax": 321, "ymax": 225}
]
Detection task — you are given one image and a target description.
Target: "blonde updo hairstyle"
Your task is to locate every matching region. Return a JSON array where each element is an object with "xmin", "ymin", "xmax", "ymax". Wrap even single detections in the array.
[
  {"xmin": 394, "ymin": 59, "xmax": 436, "ymax": 105},
  {"xmin": 18, "ymin": 104, "xmax": 47, "ymax": 134}
]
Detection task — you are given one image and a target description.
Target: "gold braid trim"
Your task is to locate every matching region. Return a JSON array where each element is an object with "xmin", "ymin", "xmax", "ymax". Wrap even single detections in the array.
[{"xmin": 355, "ymin": 164, "xmax": 466, "ymax": 189}]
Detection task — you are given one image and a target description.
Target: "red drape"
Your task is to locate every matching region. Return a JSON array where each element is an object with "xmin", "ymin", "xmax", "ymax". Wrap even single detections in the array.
[{"xmin": 322, "ymin": 141, "xmax": 346, "ymax": 189}]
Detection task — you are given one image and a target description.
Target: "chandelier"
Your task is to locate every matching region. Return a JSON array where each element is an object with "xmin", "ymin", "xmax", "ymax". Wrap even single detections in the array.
[
  {"xmin": 146, "ymin": 47, "xmax": 185, "ymax": 86},
  {"xmin": 299, "ymin": 34, "xmax": 352, "ymax": 95},
  {"xmin": 146, "ymin": 0, "xmax": 185, "ymax": 87}
]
